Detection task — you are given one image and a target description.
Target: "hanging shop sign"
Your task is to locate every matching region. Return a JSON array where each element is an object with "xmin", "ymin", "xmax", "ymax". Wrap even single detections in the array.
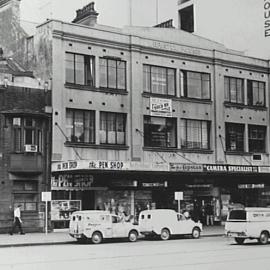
[
  {"xmin": 142, "ymin": 181, "xmax": 168, "ymax": 188},
  {"xmin": 258, "ymin": 166, "xmax": 270, "ymax": 173},
  {"xmin": 51, "ymin": 174, "xmax": 94, "ymax": 190},
  {"xmin": 150, "ymin": 97, "xmax": 172, "ymax": 117},
  {"xmin": 110, "ymin": 180, "xmax": 138, "ymax": 187},
  {"xmin": 238, "ymin": 184, "xmax": 265, "ymax": 189},
  {"xmin": 203, "ymin": 164, "xmax": 258, "ymax": 173},
  {"xmin": 170, "ymin": 163, "xmax": 203, "ymax": 172}
]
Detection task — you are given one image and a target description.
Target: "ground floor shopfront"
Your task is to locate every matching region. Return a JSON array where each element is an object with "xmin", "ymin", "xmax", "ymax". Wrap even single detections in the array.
[{"xmin": 51, "ymin": 161, "xmax": 270, "ymax": 228}]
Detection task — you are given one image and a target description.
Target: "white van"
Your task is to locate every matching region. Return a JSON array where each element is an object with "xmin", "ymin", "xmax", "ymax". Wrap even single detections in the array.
[
  {"xmin": 139, "ymin": 209, "xmax": 202, "ymax": 240},
  {"xmin": 225, "ymin": 207, "xmax": 270, "ymax": 244},
  {"xmin": 69, "ymin": 210, "xmax": 139, "ymax": 244}
]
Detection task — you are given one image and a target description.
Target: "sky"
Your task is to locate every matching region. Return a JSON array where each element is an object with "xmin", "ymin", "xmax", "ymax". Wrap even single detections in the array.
[
  {"xmin": 19, "ymin": 0, "xmax": 270, "ymax": 59},
  {"xmin": 20, "ymin": 0, "xmax": 178, "ymax": 32}
]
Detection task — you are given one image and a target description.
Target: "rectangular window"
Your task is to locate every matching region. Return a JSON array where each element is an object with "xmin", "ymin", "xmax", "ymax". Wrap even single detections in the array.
[
  {"xmin": 65, "ymin": 52, "xmax": 95, "ymax": 86},
  {"xmin": 224, "ymin": 77, "xmax": 244, "ymax": 104},
  {"xmin": 66, "ymin": 109, "xmax": 95, "ymax": 144},
  {"xmin": 143, "ymin": 65, "xmax": 176, "ymax": 96},
  {"xmin": 100, "ymin": 112, "xmax": 126, "ymax": 145},
  {"xmin": 13, "ymin": 181, "xmax": 38, "ymax": 211},
  {"xmin": 247, "ymin": 80, "xmax": 265, "ymax": 107},
  {"xmin": 248, "ymin": 125, "xmax": 266, "ymax": 153},
  {"xmin": 181, "ymin": 119, "xmax": 210, "ymax": 150},
  {"xmin": 180, "ymin": 70, "xmax": 210, "ymax": 99},
  {"xmin": 99, "ymin": 58, "xmax": 126, "ymax": 90},
  {"xmin": 144, "ymin": 116, "xmax": 177, "ymax": 148},
  {"xmin": 12, "ymin": 117, "xmax": 43, "ymax": 153},
  {"xmin": 225, "ymin": 123, "xmax": 245, "ymax": 152}
]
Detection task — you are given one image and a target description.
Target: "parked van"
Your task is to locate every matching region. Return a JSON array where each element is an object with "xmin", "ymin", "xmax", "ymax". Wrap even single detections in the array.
[
  {"xmin": 225, "ymin": 207, "xmax": 270, "ymax": 244},
  {"xmin": 139, "ymin": 209, "xmax": 202, "ymax": 240},
  {"xmin": 69, "ymin": 210, "xmax": 139, "ymax": 244}
]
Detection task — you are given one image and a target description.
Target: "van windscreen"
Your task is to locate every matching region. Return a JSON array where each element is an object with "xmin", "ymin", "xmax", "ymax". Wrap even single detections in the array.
[{"xmin": 228, "ymin": 210, "xmax": 246, "ymax": 220}]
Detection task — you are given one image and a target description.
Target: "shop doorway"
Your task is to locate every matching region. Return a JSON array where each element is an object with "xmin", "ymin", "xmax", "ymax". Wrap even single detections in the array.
[
  {"xmin": 152, "ymin": 190, "xmax": 174, "ymax": 210},
  {"xmin": 81, "ymin": 191, "xmax": 95, "ymax": 210}
]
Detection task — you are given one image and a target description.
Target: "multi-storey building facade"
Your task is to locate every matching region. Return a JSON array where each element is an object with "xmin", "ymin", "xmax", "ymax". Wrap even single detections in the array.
[
  {"xmin": 22, "ymin": 2, "xmax": 270, "ymax": 227},
  {"xmin": 0, "ymin": 49, "xmax": 52, "ymax": 233}
]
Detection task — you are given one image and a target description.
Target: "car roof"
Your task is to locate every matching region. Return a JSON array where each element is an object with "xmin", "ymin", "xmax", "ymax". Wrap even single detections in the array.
[
  {"xmin": 72, "ymin": 210, "xmax": 111, "ymax": 215},
  {"xmin": 140, "ymin": 209, "xmax": 177, "ymax": 214}
]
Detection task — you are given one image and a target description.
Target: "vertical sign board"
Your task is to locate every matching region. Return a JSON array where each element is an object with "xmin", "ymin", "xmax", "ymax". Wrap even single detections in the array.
[
  {"xmin": 41, "ymin": 192, "xmax": 52, "ymax": 235},
  {"xmin": 175, "ymin": 192, "xmax": 183, "ymax": 213}
]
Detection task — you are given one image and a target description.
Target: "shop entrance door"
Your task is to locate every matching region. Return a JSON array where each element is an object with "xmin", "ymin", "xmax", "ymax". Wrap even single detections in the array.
[
  {"xmin": 82, "ymin": 191, "xmax": 95, "ymax": 210},
  {"xmin": 152, "ymin": 190, "xmax": 174, "ymax": 209}
]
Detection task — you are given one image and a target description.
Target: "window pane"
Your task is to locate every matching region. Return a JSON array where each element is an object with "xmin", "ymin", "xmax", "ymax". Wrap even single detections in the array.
[
  {"xmin": 249, "ymin": 125, "xmax": 266, "ymax": 152},
  {"xmin": 107, "ymin": 113, "xmax": 116, "ymax": 144},
  {"xmin": 108, "ymin": 60, "xmax": 117, "ymax": 89},
  {"xmin": 74, "ymin": 111, "xmax": 84, "ymax": 142},
  {"xmin": 117, "ymin": 61, "xmax": 126, "ymax": 90},
  {"xmin": 65, "ymin": 53, "xmax": 74, "ymax": 83},
  {"xmin": 167, "ymin": 69, "xmax": 176, "ymax": 95},
  {"xmin": 116, "ymin": 114, "xmax": 125, "ymax": 144},
  {"xmin": 99, "ymin": 58, "xmax": 107, "ymax": 88},
  {"xmin": 66, "ymin": 110, "xmax": 73, "ymax": 141},
  {"xmin": 226, "ymin": 123, "xmax": 244, "ymax": 151},
  {"xmin": 25, "ymin": 129, "xmax": 34, "ymax": 144},
  {"xmin": 14, "ymin": 128, "xmax": 21, "ymax": 151},
  {"xmin": 75, "ymin": 55, "xmax": 85, "ymax": 85},
  {"xmin": 143, "ymin": 65, "xmax": 151, "ymax": 92},
  {"xmin": 85, "ymin": 56, "xmax": 95, "ymax": 86},
  {"xmin": 144, "ymin": 116, "xmax": 176, "ymax": 148},
  {"xmin": 100, "ymin": 112, "xmax": 107, "ymax": 144},
  {"xmin": 84, "ymin": 111, "xmax": 95, "ymax": 143},
  {"xmin": 151, "ymin": 66, "xmax": 167, "ymax": 95},
  {"xmin": 224, "ymin": 77, "xmax": 229, "ymax": 101},
  {"xmin": 202, "ymin": 74, "xmax": 210, "ymax": 99}
]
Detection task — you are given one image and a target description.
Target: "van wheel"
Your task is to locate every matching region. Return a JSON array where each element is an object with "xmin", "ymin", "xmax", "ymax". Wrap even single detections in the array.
[
  {"xmin": 128, "ymin": 230, "xmax": 138, "ymax": 242},
  {"xmin": 192, "ymin": 227, "xmax": 201, "ymax": 239},
  {"xmin": 235, "ymin": 238, "xmax": 245, "ymax": 245},
  {"xmin": 160, "ymin": 228, "xmax": 170, "ymax": 241},
  {"xmin": 92, "ymin": 232, "xmax": 103, "ymax": 244},
  {"xmin": 259, "ymin": 231, "xmax": 269, "ymax": 245}
]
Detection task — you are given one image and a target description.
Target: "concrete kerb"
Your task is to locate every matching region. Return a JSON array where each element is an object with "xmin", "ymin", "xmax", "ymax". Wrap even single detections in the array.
[{"xmin": 0, "ymin": 232, "xmax": 225, "ymax": 248}]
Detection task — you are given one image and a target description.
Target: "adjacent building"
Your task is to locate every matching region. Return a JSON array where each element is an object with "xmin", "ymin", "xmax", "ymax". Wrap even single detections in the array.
[{"xmin": 0, "ymin": 49, "xmax": 52, "ymax": 233}]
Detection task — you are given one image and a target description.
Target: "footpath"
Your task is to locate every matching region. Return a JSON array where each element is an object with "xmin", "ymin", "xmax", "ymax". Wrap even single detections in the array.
[{"xmin": 0, "ymin": 226, "xmax": 224, "ymax": 248}]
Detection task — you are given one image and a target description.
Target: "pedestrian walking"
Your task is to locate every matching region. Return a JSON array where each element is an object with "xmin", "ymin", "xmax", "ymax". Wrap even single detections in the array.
[
  {"xmin": 205, "ymin": 202, "xmax": 214, "ymax": 226},
  {"xmin": 9, "ymin": 205, "xmax": 25, "ymax": 235}
]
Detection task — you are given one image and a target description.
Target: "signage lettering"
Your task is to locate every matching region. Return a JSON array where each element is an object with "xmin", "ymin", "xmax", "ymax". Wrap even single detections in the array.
[
  {"xmin": 264, "ymin": 0, "xmax": 270, "ymax": 36},
  {"xmin": 203, "ymin": 164, "xmax": 258, "ymax": 173}
]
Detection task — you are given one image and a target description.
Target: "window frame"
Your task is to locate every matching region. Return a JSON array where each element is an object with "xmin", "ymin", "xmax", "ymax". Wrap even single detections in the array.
[
  {"xmin": 143, "ymin": 115, "xmax": 177, "ymax": 148},
  {"xmin": 224, "ymin": 76, "xmax": 244, "ymax": 104},
  {"xmin": 143, "ymin": 64, "xmax": 176, "ymax": 96},
  {"xmin": 180, "ymin": 70, "xmax": 211, "ymax": 100},
  {"xmin": 247, "ymin": 80, "xmax": 266, "ymax": 107},
  {"xmin": 99, "ymin": 58, "xmax": 127, "ymax": 91},
  {"xmin": 99, "ymin": 112, "xmax": 127, "ymax": 145},
  {"xmin": 66, "ymin": 109, "xmax": 96, "ymax": 144},
  {"xmin": 65, "ymin": 52, "xmax": 95, "ymax": 86},
  {"xmin": 225, "ymin": 123, "xmax": 245, "ymax": 152},
  {"xmin": 248, "ymin": 125, "xmax": 266, "ymax": 153},
  {"xmin": 181, "ymin": 119, "xmax": 211, "ymax": 150},
  {"xmin": 12, "ymin": 117, "xmax": 43, "ymax": 153}
]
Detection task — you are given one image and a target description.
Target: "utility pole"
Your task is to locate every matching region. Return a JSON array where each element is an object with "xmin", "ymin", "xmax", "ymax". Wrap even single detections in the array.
[
  {"xmin": 156, "ymin": 0, "xmax": 159, "ymax": 24},
  {"xmin": 129, "ymin": 0, "xmax": 132, "ymax": 26}
]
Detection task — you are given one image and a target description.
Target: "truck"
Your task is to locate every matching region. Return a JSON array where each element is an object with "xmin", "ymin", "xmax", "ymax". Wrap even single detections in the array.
[{"xmin": 225, "ymin": 207, "xmax": 270, "ymax": 244}]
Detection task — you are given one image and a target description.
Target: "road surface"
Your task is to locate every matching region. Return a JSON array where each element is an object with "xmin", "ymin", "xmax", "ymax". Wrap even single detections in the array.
[{"xmin": 0, "ymin": 236, "xmax": 269, "ymax": 270}]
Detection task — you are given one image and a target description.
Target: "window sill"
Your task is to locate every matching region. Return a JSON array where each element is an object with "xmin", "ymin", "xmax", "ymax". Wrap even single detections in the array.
[
  {"xmin": 143, "ymin": 147, "xmax": 179, "ymax": 152},
  {"xmin": 65, "ymin": 142, "xmax": 129, "ymax": 150},
  {"xmin": 65, "ymin": 83, "xmax": 96, "ymax": 91},
  {"xmin": 178, "ymin": 97, "xmax": 212, "ymax": 104},
  {"xmin": 180, "ymin": 149, "xmax": 213, "ymax": 154},
  {"xmin": 224, "ymin": 102, "xmax": 267, "ymax": 111},
  {"xmin": 225, "ymin": 151, "xmax": 251, "ymax": 156},
  {"xmin": 98, "ymin": 88, "xmax": 128, "ymax": 95},
  {"xmin": 142, "ymin": 92, "xmax": 176, "ymax": 99}
]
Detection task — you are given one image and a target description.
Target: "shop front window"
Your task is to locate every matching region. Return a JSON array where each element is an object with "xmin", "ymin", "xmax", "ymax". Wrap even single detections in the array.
[
  {"xmin": 66, "ymin": 109, "xmax": 95, "ymax": 144},
  {"xmin": 248, "ymin": 125, "xmax": 266, "ymax": 153},
  {"xmin": 225, "ymin": 123, "xmax": 245, "ymax": 152},
  {"xmin": 144, "ymin": 116, "xmax": 177, "ymax": 148}
]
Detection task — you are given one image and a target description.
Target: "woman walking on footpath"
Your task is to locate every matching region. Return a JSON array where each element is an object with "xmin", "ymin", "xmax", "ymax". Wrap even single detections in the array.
[{"xmin": 9, "ymin": 205, "xmax": 25, "ymax": 235}]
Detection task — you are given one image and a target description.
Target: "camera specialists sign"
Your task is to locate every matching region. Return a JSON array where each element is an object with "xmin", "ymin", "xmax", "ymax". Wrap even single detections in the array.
[
  {"xmin": 150, "ymin": 97, "xmax": 172, "ymax": 117},
  {"xmin": 203, "ymin": 164, "xmax": 258, "ymax": 173}
]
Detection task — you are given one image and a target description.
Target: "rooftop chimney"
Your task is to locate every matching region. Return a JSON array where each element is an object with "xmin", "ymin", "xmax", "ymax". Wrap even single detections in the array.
[{"xmin": 72, "ymin": 2, "xmax": 98, "ymax": 27}]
